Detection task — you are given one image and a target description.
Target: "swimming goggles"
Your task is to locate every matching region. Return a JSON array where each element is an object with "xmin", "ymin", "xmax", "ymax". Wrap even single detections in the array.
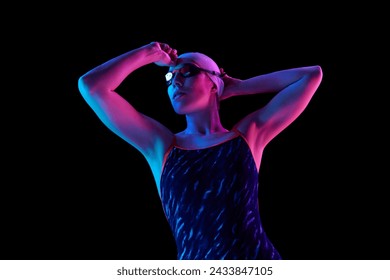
[{"xmin": 165, "ymin": 63, "xmax": 224, "ymax": 86}]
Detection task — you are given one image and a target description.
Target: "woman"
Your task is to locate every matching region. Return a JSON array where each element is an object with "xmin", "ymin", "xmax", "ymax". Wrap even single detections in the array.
[{"xmin": 78, "ymin": 41, "xmax": 323, "ymax": 259}]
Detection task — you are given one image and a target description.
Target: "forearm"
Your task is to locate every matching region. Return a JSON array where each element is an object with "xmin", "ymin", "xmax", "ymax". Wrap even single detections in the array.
[
  {"xmin": 79, "ymin": 44, "xmax": 158, "ymax": 93},
  {"xmin": 231, "ymin": 66, "xmax": 321, "ymax": 97}
]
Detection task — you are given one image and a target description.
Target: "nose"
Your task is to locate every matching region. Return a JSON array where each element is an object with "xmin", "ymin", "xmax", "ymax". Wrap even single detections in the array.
[
  {"xmin": 173, "ymin": 79, "xmax": 183, "ymax": 87},
  {"xmin": 172, "ymin": 73, "xmax": 184, "ymax": 87}
]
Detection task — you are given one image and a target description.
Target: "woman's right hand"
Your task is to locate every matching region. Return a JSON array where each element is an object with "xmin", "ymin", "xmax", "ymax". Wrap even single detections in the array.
[{"xmin": 149, "ymin": 42, "xmax": 178, "ymax": 67}]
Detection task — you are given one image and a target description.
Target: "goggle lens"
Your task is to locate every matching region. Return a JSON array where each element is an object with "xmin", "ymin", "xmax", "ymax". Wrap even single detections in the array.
[{"xmin": 165, "ymin": 64, "xmax": 202, "ymax": 86}]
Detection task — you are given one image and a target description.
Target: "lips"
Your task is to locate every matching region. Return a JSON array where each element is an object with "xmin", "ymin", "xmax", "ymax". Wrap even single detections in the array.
[{"xmin": 173, "ymin": 91, "xmax": 185, "ymax": 100}]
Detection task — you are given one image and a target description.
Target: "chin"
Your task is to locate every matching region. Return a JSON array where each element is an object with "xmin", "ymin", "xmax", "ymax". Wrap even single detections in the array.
[
  {"xmin": 172, "ymin": 104, "xmax": 189, "ymax": 115},
  {"xmin": 173, "ymin": 109, "xmax": 187, "ymax": 115},
  {"xmin": 172, "ymin": 102, "xmax": 201, "ymax": 115}
]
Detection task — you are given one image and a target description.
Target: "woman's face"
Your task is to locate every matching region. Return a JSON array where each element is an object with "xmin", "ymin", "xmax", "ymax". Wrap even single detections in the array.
[{"xmin": 166, "ymin": 62, "xmax": 216, "ymax": 115}]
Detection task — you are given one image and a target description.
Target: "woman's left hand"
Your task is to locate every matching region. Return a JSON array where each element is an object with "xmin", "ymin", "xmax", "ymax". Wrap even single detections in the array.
[{"xmin": 219, "ymin": 70, "xmax": 242, "ymax": 100}]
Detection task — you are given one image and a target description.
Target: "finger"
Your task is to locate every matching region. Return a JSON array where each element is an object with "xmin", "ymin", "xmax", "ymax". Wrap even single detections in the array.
[{"xmin": 160, "ymin": 43, "xmax": 170, "ymax": 51}]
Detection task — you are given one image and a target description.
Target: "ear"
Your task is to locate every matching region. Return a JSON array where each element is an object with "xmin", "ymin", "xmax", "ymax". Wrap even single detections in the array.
[{"xmin": 211, "ymin": 83, "xmax": 218, "ymax": 94}]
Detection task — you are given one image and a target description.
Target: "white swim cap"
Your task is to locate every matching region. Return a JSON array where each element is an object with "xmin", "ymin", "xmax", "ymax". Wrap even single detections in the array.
[{"xmin": 177, "ymin": 52, "xmax": 225, "ymax": 97}]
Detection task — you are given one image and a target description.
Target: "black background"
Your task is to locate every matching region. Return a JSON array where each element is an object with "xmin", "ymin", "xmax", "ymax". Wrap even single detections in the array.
[{"xmin": 3, "ymin": 4, "xmax": 388, "ymax": 260}]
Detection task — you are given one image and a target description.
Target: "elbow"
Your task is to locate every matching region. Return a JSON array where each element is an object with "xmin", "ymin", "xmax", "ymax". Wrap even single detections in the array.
[
  {"xmin": 78, "ymin": 73, "xmax": 96, "ymax": 98},
  {"xmin": 310, "ymin": 65, "xmax": 323, "ymax": 82},
  {"xmin": 78, "ymin": 75, "xmax": 89, "ymax": 97},
  {"xmin": 304, "ymin": 65, "xmax": 323, "ymax": 87}
]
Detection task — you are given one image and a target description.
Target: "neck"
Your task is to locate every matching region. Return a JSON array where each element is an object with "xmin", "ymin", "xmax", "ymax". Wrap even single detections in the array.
[{"xmin": 184, "ymin": 110, "xmax": 226, "ymax": 135}]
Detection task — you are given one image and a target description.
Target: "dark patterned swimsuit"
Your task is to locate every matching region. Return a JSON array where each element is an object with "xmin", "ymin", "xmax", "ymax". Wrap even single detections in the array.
[{"xmin": 160, "ymin": 132, "xmax": 281, "ymax": 260}]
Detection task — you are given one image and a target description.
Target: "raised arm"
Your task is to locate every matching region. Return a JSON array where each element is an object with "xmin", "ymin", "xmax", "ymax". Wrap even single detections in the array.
[
  {"xmin": 78, "ymin": 42, "xmax": 178, "ymax": 188},
  {"xmin": 225, "ymin": 66, "xmax": 323, "ymax": 167}
]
